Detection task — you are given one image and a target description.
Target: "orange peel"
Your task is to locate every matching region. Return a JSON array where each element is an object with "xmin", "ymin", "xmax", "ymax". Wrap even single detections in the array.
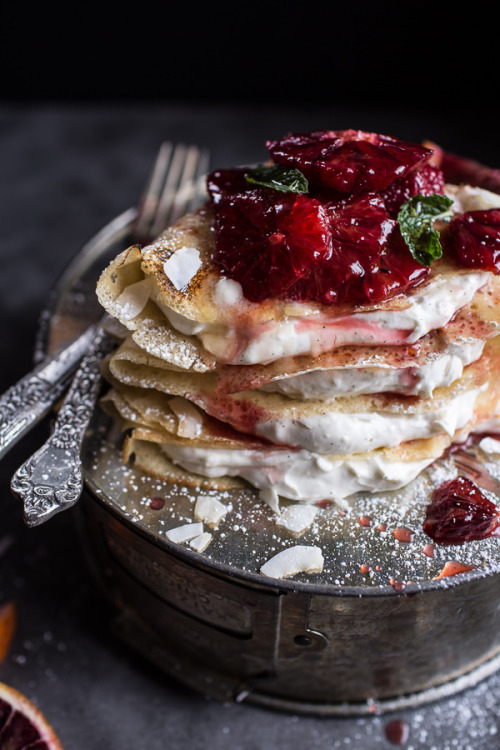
[{"xmin": 0, "ymin": 601, "xmax": 16, "ymax": 664}]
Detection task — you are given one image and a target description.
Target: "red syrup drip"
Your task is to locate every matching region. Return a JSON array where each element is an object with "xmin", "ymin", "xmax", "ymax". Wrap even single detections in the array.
[
  {"xmin": 149, "ymin": 497, "xmax": 165, "ymax": 510},
  {"xmin": 316, "ymin": 499, "xmax": 334, "ymax": 509},
  {"xmin": 434, "ymin": 560, "xmax": 476, "ymax": 579},
  {"xmin": 385, "ymin": 719, "xmax": 410, "ymax": 745},
  {"xmin": 423, "ymin": 476, "xmax": 500, "ymax": 545},
  {"xmin": 393, "ymin": 527, "xmax": 414, "ymax": 543},
  {"xmin": 444, "ymin": 430, "xmax": 500, "ymax": 457},
  {"xmin": 389, "ymin": 578, "xmax": 406, "ymax": 593}
]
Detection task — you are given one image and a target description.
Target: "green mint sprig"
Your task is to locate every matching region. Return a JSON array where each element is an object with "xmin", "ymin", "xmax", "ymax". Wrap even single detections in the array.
[
  {"xmin": 244, "ymin": 164, "xmax": 309, "ymax": 194},
  {"xmin": 397, "ymin": 193, "xmax": 454, "ymax": 266}
]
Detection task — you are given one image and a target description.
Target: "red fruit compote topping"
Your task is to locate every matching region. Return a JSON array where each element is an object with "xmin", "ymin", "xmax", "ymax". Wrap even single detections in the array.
[
  {"xmin": 207, "ymin": 129, "xmax": 500, "ymax": 307},
  {"xmin": 443, "ymin": 208, "xmax": 500, "ymax": 273},
  {"xmin": 423, "ymin": 476, "xmax": 500, "ymax": 545},
  {"xmin": 266, "ymin": 129, "xmax": 432, "ymax": 194},
  {"xmin": 207, "ymin": 130, "xmax": 439, "ymax": 306},
  {"xmin": 208, "ymin": 173, "xmax": 332, "ymax": 303}
]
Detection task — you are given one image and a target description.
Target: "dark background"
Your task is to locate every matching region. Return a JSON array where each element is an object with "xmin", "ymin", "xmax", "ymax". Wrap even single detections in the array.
[{"xmin": 2, "ymin": 2, "xmax": 498, "ymax": 116}]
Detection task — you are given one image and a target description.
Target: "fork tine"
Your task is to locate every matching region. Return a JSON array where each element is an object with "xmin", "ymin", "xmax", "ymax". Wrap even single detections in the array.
[
  {"xmin": 150, "ymin": 143, "xmax": 208, "ymax": 238},
  {"xmin": 132, "ymin": 141, "xmax": 210, "ymax": 245},
  {"xmin": 133, "ymin": 141, "xmax": 173, "ymax": 243},
  {"xmin": 453, "ymin": 448, "xmax": 500, "ymax": 495},
  {"xmin": 169, "ymin": 144, "xmax": 211, "ymax": 225}
]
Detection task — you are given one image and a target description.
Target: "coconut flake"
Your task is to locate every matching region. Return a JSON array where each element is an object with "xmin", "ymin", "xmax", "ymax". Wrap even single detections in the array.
[
  {"xmin": 165, "ymin": 522, "xmax": 204, "ymax": 543},
  {"xmin": 163, "ymin": 246, "xmax": 202, "ymax": 290},
  {"xmin": 479, "ymin": 436, "xmax": 500, "ymax": 454},
  {"xmin": 115, "ymin": 278, "xmax": 152, "ymax": 320},
  {"xmin": 276, "ymin": 504, "xmax": 319, "ymax": 536},
  {"xmin": 194, "ymin": 495, "xmax": 230, "ymax": 527},
  {"xmin": 168, "ymin": 397, "xmax": 203, "ymax": 438},
  {"xmin": 260, "ymin": 545, "xmax": 324, "ymax": 579},
  {"xmin": 259, "ymin": 487, "xmax": 280, "ymax": 514},
  {"xmin": 189, "ymin": 531, "xmax": 213, "ymax": 552}
]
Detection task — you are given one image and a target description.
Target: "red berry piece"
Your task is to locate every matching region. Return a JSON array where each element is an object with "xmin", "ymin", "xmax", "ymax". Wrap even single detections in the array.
[
  {"xmin": 307, "ymin": 193, "xmax": 395, "ymax": 304},
  {"xmin": 305, "ymin": 223, "xmax": 429, "ymax": 306},
  {"xmin": 266, "ymin": 129, "xmax": 433, "ymax": 194},
  {"xmin": 423, "ymin": 475, "xmax": 500, "ymax": 545},
  {"xmin": 326, "ymin": 193, "xmax": 396, "ymax": 253},
  {"xmin": 443, "ymin": 209, "xmax": 500, "ymax": 273},
  {"xmin": 359, "ymin": 230, "xmax": 430, "ymax": 303},
  {"xmin": 206, "ymin": 168, "xmax": 250, "ymax": 204},
  {"xmin": 212, "ymin": 189, "xmax": 332, "ymax": 302},
  {"xmin": 381, "ymin": 163, "xmax": 445, "ymax": 217},
  {"xmin": 437, "ymin": 148, "xmax": 500, "ymax": 193}
]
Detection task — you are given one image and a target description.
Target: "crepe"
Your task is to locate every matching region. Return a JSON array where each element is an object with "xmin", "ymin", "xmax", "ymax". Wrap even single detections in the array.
[{"xmin": 95, "ymin": 135, "xmax": 500, "ymax": 509}]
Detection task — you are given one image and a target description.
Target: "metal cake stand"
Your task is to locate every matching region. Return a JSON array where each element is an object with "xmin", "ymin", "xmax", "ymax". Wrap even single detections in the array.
[{"xmin": 36, "ymin": 206, "xmax": 500, "ymax": 716}]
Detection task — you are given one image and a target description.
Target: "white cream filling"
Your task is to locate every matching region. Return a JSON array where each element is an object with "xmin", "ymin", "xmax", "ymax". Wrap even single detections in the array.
[
  {"xmin": 157, "ymin": 270, "xmax": 489, "ymax": 365},
  {"xmin": 255, "ymin": 387, "xmax": 483, "ymax": 454},
  {"xmin": 445, "ymin": 183, "xmax": 500, "ymax": 212},
  {"xmin": 159, "ymin": 442, "xmax": 436, "ymax": 507},
  {"xmin": 260, "ymin": 341, "xmax": 484, "ymax": 399}
]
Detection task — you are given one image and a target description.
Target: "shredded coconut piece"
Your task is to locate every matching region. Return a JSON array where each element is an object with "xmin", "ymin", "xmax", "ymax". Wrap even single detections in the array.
[
  {"xmin": 194, "ymin": 494, "xmax": 230, "ymax": 527},
  {"xmin": 165, "ymin": 521, "xmax": 204, "ymax": 543},
  {"xmin": 479, "ymin": 436, "xmax": 500, "ymax": 454},
  {"xmin": 276, "ymin": 504, "xmax": 319, "ymax": 535},
  {"xmin": 168, "ymin": 397, "xmax": 204, "ymax": 438},
  {"xmin": 163, "ymin": 246, "xmax": 202, "ymax": 289},
  {"xmin": 260, "ymin": 545, "xmax": 324, "ymax": 579},
  {"xmin": 189, "ymin": 531, "xmax": 213, "ymax": 552},
  {"xmin": 115, "ymin": 278, "xmax": 152, "ymax": 320}
]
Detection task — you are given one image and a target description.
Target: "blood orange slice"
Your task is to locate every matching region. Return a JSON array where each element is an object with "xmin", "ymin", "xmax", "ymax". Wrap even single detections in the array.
[
  {"xmin": 266, "ymin": 129, "xmax": 432, "ymax": 194},
  {"xmin": 0, "ymin": 681, "xmax": 63, "ymax": 749}
]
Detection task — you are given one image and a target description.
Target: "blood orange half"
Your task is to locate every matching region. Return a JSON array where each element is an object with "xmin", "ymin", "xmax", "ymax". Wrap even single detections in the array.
[{"xmin": 0, "ymin": 681, "xmax": 63, "ymax": 749}]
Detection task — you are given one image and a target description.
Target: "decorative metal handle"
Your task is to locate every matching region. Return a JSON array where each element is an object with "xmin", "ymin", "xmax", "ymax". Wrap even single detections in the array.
[
  {"xmin": 10, "ymin": 328, "xmax": 115, "ymax": 527},
  {"xmin": 0, "ymin": 325, "xmax": 98, "ymax": 461}
]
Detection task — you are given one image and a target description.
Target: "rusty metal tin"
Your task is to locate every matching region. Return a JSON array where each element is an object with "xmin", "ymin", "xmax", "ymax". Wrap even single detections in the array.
[{"xmin": 39, "ymin": 209, "xmax": 500, "ymax": 715}]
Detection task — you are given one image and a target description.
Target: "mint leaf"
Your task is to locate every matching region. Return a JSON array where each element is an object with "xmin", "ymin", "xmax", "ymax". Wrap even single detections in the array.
[
  {"xmin": 245, "ymin": 164, "xmax": 309, "ymax": 194},
  {"xmin": 398, "ymin": 193, "xmax": 454, "ymax": 266}
]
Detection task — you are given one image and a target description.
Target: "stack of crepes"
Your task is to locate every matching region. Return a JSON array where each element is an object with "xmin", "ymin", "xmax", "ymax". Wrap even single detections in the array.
[{"xmin": 95, "ymin": 130, "xmax": 500, "ymax": 511}]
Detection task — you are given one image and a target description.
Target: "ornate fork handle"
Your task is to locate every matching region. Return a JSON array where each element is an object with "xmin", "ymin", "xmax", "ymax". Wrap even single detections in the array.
[
  {"xmin": 10, "ymin": 328, "xmax": 115, "ymax": 527},
  {"xmin": 0, "ymin": 325, "xmax": 98, "ymax": 461}
]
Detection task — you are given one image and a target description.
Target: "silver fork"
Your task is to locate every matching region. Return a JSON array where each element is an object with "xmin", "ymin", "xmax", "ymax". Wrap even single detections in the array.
[
  {"xmin": 10, "ymin": 142, "xmax": 210, "ymax": 527},
  {"xmin": 452, "ymin": 447, "xmax": 500, "ymax": 496}
]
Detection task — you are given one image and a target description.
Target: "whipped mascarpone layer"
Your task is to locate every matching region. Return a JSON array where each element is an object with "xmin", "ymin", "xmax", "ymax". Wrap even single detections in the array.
[
  {"xmin": 158, "ymin": 271, "xmax": 489, "ymax": 365},
  {"xmin": 160, "ymin": 442, "xmax": 436, "ymax": 509},
  {"xmin": 255, "ymin": 387, "xmax": 484, "ymax": 454},
  {"xmin": 260, "ymin": 341, "xmax": 484, "ymax": 399}
]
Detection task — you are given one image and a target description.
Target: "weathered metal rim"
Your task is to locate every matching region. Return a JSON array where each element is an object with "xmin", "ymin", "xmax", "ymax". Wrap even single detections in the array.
[{"xmin": 83, "ymin": 470, "xmax": 500, "ymax": 599}]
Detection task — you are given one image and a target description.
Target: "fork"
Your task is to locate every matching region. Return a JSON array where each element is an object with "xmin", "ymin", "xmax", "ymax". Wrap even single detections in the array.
[
  {"xmin": 452, "ymin": 447, "xmax": 500, "ymax": 496},
  {"xmin": 10, "ymin": 142, "xmax": 210, "ymax": 527}
]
